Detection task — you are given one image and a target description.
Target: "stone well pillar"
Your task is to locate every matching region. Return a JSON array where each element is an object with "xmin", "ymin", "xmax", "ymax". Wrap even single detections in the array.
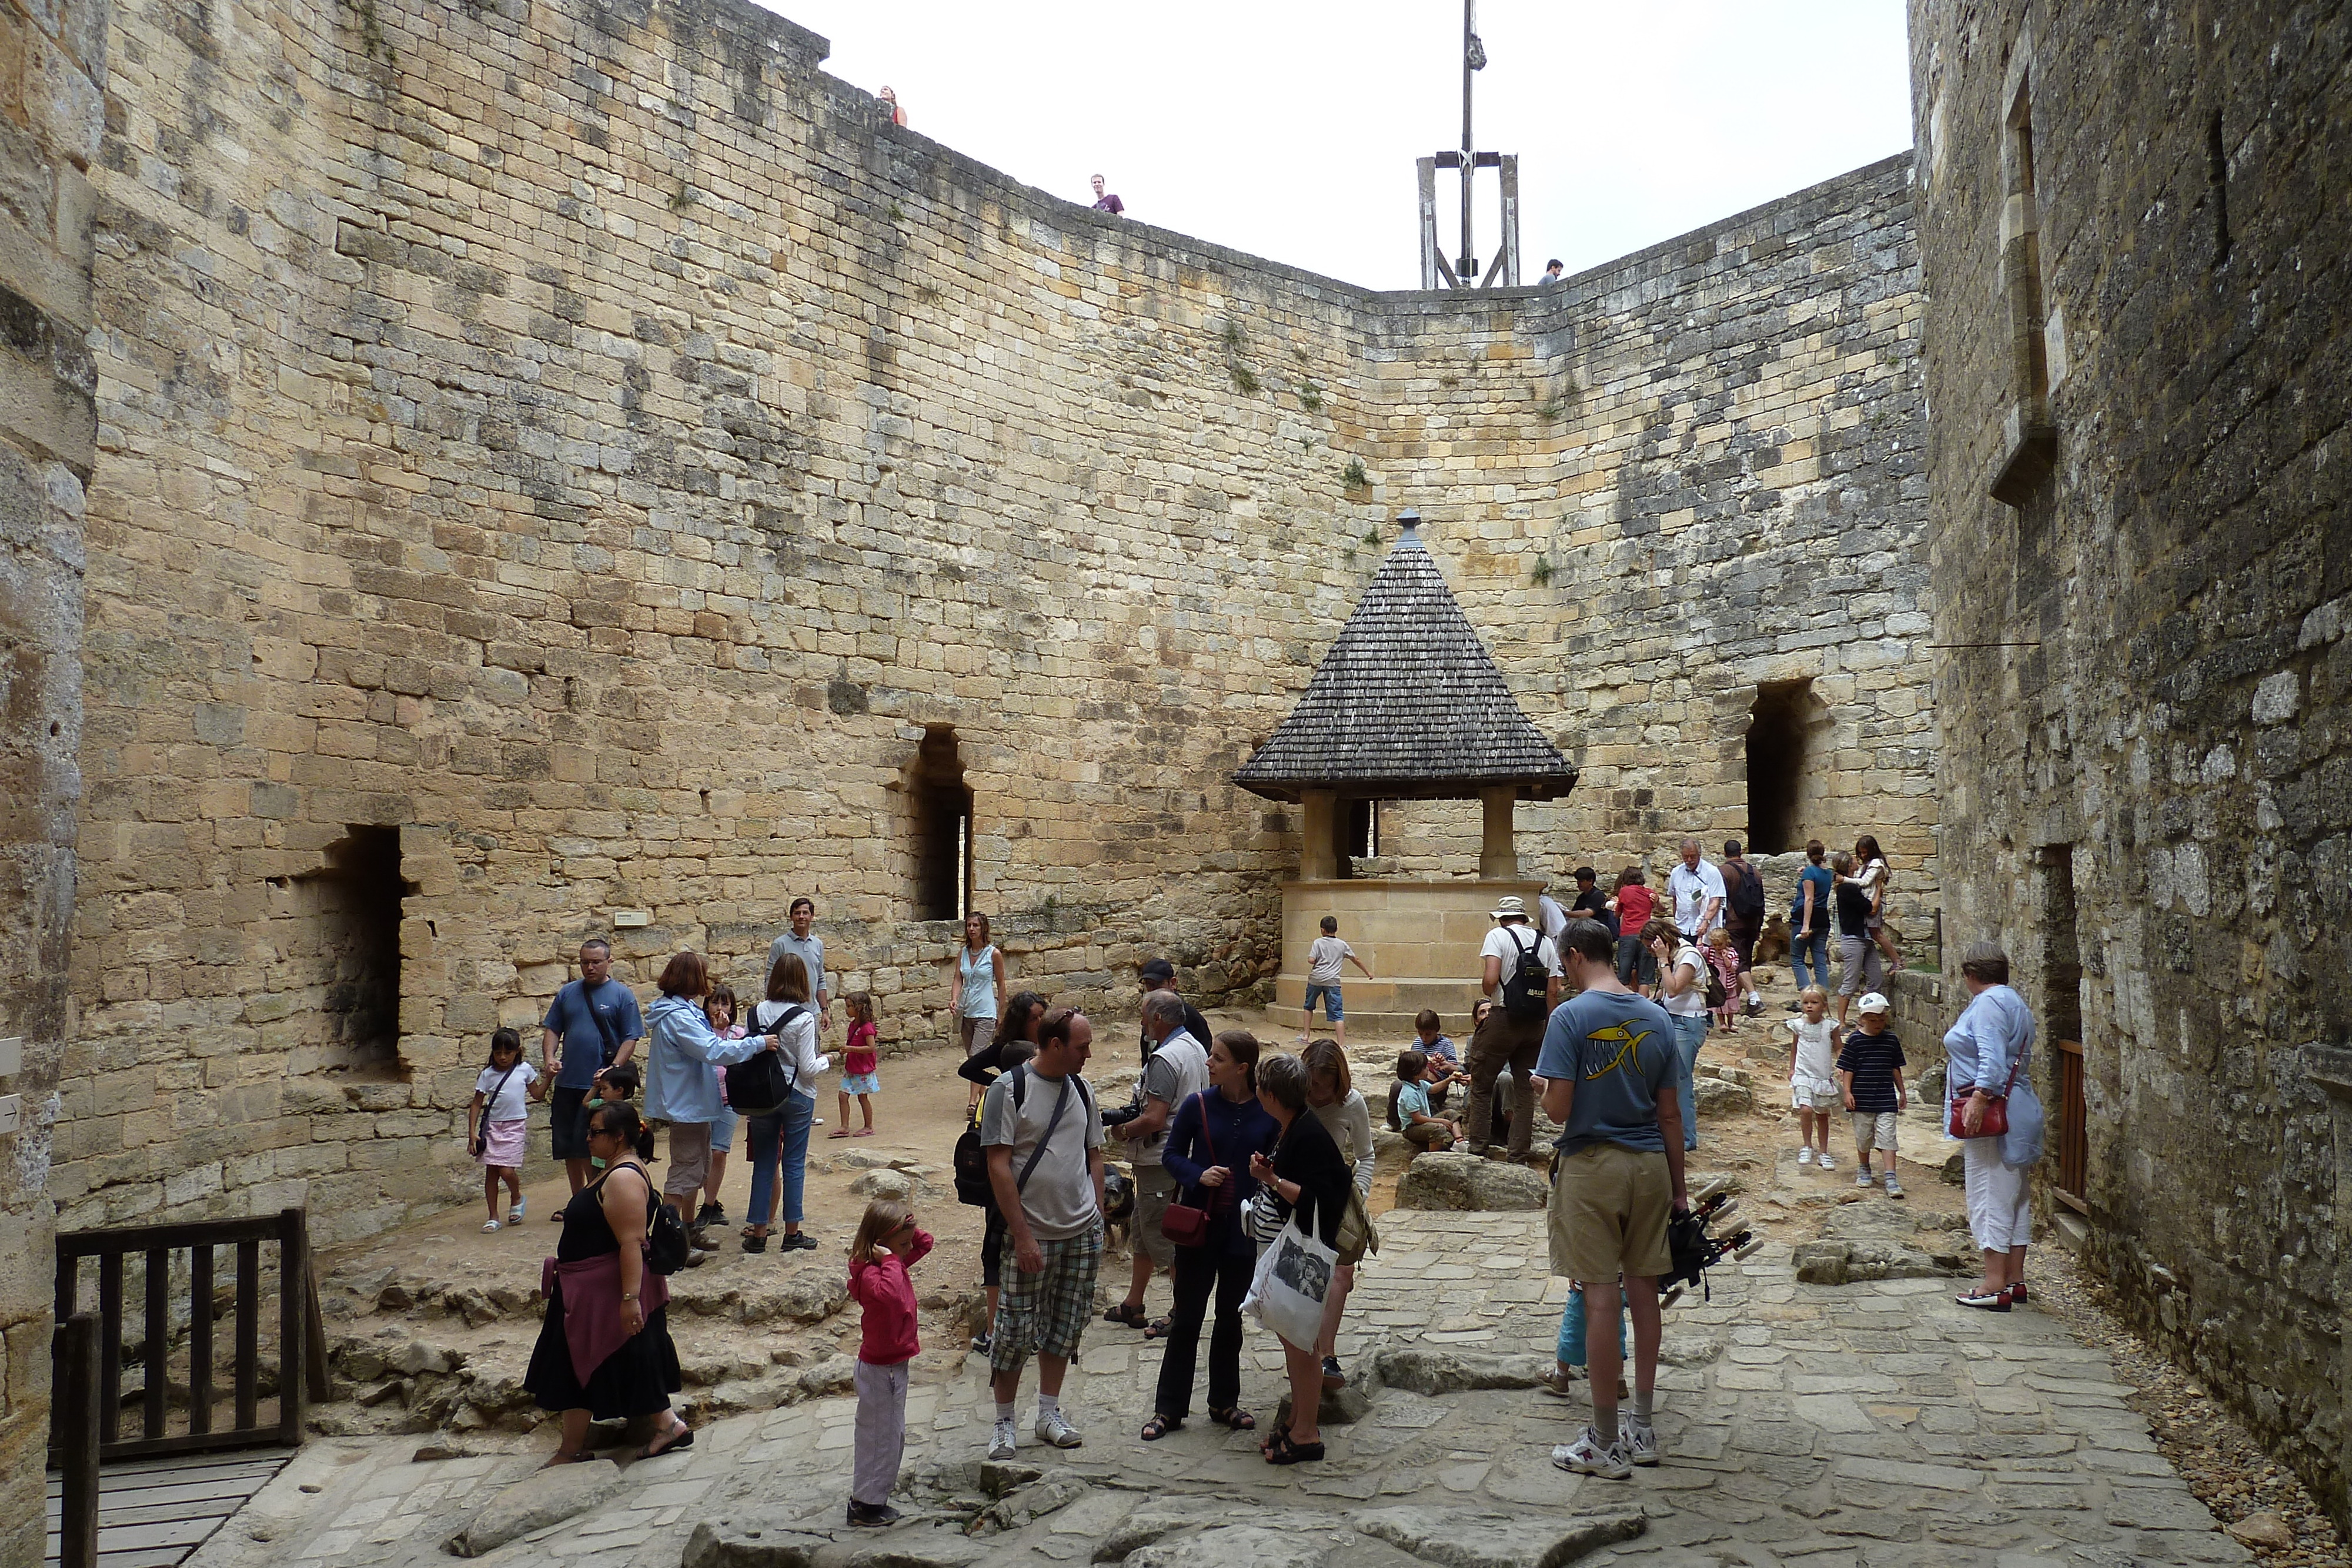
[
  {"xmin": 1300, "ymin": 790, "xmax": 1338, "ymax": 882},
  {"xmin": 1479, "ymin": 788, "xmax": 1518, "ymax": 881}
]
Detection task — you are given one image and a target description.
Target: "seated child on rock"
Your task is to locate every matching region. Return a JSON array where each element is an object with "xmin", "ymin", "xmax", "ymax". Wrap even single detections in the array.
[{"xmin": 1394, "ymin": 1050, "xmax": 1458, "ymax": 1154}]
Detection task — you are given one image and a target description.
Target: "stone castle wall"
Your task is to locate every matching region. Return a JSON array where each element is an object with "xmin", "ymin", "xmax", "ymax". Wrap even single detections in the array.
[
  {"xmin": 52, "ymin": 0, "xmax": 1935, "ymax": 1251},
  {"xmin": 1908, "ymin": 0, "xmax": 2351, "ymax": 1524},
  {"xmin": 0, "ymin": 0, "xmax": 103, "ymax": 1534}
]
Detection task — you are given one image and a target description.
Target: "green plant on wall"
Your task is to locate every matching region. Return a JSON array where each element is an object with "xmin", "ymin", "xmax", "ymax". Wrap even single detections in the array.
[
  {"xmin": 1361, "ymin": 528, "xmax": 1382, "ymax": 546},
  {"xmin": 343, "ymin": 0, "xmax": 395, "ymax": 65},
  {"xmin": 669, "ymin": 183, "xmax": 694, "ymax": 213},
  {"xmin": 1342, "ymin": 457, "xmax": 1368, "ymax": 488},
  {"xmin": 1531, "ymin": 552, "xmax": 1555, "ymax": 586},
  {"xmin": 1231, "ymin": 365, "xmax": 1259, "ymax": 394},
  {"xmin": 1299, "ymin": 382, "xmax": 1324, "ymax": 413}
]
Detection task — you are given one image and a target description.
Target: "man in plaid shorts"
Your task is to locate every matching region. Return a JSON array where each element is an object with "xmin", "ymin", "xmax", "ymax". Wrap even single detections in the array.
[{"xmin": 981, "ymin": 1007, "xmax": 1106, "ymax": 1460}]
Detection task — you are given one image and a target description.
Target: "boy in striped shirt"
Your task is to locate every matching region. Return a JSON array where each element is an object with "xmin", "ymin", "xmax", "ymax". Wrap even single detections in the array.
[{"xmin": 1835, "ymin": 992, "xmax": 1907, "ymax": 1198}]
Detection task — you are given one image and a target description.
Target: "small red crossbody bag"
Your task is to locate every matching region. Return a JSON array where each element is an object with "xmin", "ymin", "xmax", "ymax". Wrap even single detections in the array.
[
  {"xmin": 1947, "ymin": 1054, "xmax": 2023, "ymax": 1140},
  {"xmin": 1161, "ymin": 1093, "xmax": 1214, "ymax": 1248}
]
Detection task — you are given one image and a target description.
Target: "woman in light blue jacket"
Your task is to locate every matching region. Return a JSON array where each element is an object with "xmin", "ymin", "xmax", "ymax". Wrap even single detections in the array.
[
  {"xmin": 643, "ymin": 951, "xmax": 777, "ymax": 1240},
  {"xmin": 1944, "ymin": 941, "xmax": 2041, "ymax": 1312}
]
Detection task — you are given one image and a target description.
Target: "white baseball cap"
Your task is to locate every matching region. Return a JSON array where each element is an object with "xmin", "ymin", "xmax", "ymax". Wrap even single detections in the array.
[{"xmin": 1856, "ymin": 992, "xmax": 1891, "ymax": 1015}]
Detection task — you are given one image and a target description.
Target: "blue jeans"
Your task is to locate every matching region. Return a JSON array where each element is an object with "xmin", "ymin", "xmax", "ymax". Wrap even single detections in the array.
[
  {"xmin": 1670, "ymin": 1013, "xmax": 1708, "ymax": 1151},
  {"xmin": 747, "ymin": 1093, "xmax": 815, "ymax": 1227},
  {"xmin": 1790, "ymin": 927, "xmax": 1832, "ymax": 992}
]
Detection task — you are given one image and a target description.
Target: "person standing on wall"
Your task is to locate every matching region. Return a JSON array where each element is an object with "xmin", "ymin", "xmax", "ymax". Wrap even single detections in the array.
[
  {"xmin": 767, "ymin": 897, "xmax": 833, "ymax": 1038},
  {"xmin": 1465, "ymin": 895, "xmax": 1562, "ymax": 1163},
  {"xmin": 1104, "ymin": 991, "xmax": 1209, "ymax": 1332},
  {"xmin": 542, "ymin": 939, "xmax": 644, "ymax": 1206},
  {"xmin": 1789, "ymin": 840, "xmax": 1835, "ymax": 999},
  {"xmin": 1534, "ymin": 917, "xmax": 1688, "ymax": 1479},
  {"xmin": 1719, "ymin": 839, "xmax": 1766, "ymax": 1018},
  {"xmin": 1538, "ymin": 259, "xmax": 1566, "ymax": 288},
  {"xmin": 878, "ymin": 85, "xmax": 907, "ymax": 127}
]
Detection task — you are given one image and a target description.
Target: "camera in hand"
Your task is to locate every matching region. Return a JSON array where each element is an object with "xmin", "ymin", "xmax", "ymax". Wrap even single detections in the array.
[{"xmin": 1099, "ymin": 1103, "xmax": 1141, "ymax": 1128}]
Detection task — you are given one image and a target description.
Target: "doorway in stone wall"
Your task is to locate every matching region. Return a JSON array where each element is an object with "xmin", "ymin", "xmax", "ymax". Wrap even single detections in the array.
[
  {"xmin": 1746, "ymin": 680, "xmax": 1829, "ymax": 854},
  {"xmin": 912, "ymin": 726, "xmax": 974, "ymax": 921},
  {"xmin": 2039, "ymin": 844, "xmax": 2089, "ymax": 1211}
]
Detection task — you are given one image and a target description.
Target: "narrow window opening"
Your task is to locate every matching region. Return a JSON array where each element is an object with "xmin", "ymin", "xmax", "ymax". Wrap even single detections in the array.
[
  {"xmin": 299, "ymin": 825, "xmax": 412, "ymax": 1079},
  {"xmin": 2038, "ymin": 844, "xmax": 2088, "ymax": 1209},
  {"xmin": 1332, "ymin": 798, "xmax": 1380, "ymax": 878},
  {"xmin": 912, "ymin": 726, "xmax": 973, "ymax": 921},
  {"xmin": 2007, "ymin": 85, "xmax": 2050, "ymax": 404},
  {"xmin": 1745, "ymin": 680, "xmax": 1819, "ymax": 855},
  {"xmin": 2206, "ymin": 109, "xmax": 2231, "ymax": 266}
]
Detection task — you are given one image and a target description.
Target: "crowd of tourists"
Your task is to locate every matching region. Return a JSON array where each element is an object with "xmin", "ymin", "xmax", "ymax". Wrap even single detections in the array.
[{"xmin": 497, "ymin": 835, "xmax": 2045, "ymax": 1522}]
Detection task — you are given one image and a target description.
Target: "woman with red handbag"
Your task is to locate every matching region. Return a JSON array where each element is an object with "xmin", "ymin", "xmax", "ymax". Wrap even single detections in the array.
[
  {"xmin": 1141, "ymin": 1030, "xmax": 1277, "ymax": 1442},
  {"xmin": 1945, "ymin": 942, "xmax": 2042, "ymax": 1310}
]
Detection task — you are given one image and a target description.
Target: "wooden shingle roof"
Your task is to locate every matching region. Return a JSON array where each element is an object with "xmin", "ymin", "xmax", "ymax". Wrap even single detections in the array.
[{"xmin": 1235, "ymin": 521, "xmax": 1579, "ymax": 803}]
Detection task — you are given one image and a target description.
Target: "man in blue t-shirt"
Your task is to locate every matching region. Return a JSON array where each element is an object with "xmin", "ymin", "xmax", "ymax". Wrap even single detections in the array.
[
  {"xmin": 540, "ymin": 940, "xmax": 645, "ymax": 1198},
  {"xmin": 1531, "ymin": 917, "xmax": 1689, "ymax": 1482}
]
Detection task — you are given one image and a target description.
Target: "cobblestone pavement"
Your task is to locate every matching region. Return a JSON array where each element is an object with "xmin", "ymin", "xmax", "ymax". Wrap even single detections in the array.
[{"xmin": 188, "ymin": 1211, "xmax": 2250, "ymax": 1568}]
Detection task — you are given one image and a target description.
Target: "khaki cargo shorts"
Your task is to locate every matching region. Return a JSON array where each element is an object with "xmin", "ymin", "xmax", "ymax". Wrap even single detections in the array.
[
  {"xmin": 1131, "ymin": 1162, "xmax": 1178, "ymax": 1268},
  {"xmin": 1547, "ymin": 1141, "xmax": 1673, "ymax": 1282}
]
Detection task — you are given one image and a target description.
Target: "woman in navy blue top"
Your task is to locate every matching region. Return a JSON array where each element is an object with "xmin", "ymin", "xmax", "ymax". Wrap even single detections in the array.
[{"xmin": 1142, "ymin": 1029, "xmax": 1277, "ymax": 1441}]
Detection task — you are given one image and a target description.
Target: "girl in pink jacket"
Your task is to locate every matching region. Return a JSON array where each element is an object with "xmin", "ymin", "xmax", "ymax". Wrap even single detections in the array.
[{"xmin": 845, "ymin": 1199, "xmax": 932, "ymax": 1528}]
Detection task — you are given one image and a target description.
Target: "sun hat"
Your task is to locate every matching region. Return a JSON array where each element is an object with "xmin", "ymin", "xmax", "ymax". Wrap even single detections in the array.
[{"xmin": 1490, "ymin": 895, "xmax": 1529, "ymax": 921}]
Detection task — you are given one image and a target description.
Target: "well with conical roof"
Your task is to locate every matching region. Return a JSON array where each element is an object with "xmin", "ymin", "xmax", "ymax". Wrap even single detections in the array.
[{"xmin": 1237, "ymin": 513, "xmax": 1579, "ymax": 1039}]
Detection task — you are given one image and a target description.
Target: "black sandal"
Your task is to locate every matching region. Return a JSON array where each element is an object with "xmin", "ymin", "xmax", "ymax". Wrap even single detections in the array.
[
  {"xmin": 636, "ymin": 1420, "xmax": 694, "ymax": 1460},
  {"xmin": 1264, "ymin": 1430, "xmax": 1325, "ymax": 1465},
  {"xmin": 1142, "ymin": 1317, "xmax": 1174, "ymax": 1340},
  {"xmin": 1209, "ymin": 1406, "xmax": 1255, "ymax": 1431},
  {"xmin": 1140, "ymin": 1413, "xmax": 1181, "ymax": 1442},
  {"xmin": 1102, "ymin": 1302, "xmax": 1149, "ymax": 1328}
]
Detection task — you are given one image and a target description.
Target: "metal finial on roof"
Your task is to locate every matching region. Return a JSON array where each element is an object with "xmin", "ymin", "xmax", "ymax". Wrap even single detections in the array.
[{"xmin": 1396, "ymin": 509, "xmax": 1424, "ymax": 547}]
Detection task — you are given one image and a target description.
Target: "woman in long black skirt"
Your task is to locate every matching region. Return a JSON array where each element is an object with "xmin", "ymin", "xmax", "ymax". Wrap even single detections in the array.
[{"xmin": 525, "ymin": 1102, "xmax": 690, "ymax": 1460}]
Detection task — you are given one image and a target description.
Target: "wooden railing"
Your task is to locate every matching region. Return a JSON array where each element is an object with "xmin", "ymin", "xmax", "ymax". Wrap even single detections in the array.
[
  {"xmin": 52, "ymin": 1207, "xmax": 328, "ymax": 1463},
  {"xmin": 2053, "ymin": 1038, "xmax": 2087, "ymax": 1213}
]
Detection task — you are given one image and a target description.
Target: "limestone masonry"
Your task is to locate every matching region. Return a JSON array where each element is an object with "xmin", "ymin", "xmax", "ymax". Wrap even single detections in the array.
[
  {"xmin": 51, "ymin": 0, "xmax": 1933, "ymax": 1262},
  {"xmin": 1909, "ymin": 0, "xmax": 2351, "ymax": 1524},
  {"xmin": 19, "ymin": 0, "xmax": 2343, "ymax": 1548}
]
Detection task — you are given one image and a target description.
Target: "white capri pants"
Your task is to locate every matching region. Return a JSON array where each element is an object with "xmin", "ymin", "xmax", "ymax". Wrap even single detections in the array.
[
  {"xmin": 1962, "ymin": 1136, "xmax": 2032, "ymax": 1252},
  {"xmin": 851, "ymin": 1358, "xmax": 909, "ymax": 1506}
]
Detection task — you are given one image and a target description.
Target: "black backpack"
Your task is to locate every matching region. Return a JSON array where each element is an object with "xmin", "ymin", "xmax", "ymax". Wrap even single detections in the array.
[
  {"xmin": 723, "ymin": 1003, "xmax": 808, "ymax": 1116},
  {"xmin": 953, "ymin": 1063, "xmax": 1093, "ymax": 1207},
  {"xmin": 1726, "ymin": 859, "xmax": 1765, "ymax": 924},
  {"xmin": 1500, "ymin": 927, "xmax": 1549, "ymax": 1021}
]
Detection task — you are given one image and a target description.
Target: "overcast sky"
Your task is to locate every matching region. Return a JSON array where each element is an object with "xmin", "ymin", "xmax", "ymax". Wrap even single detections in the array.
[{"xmin": 758, "ymin": 1, "xmax": 1916, "ymax": 292}]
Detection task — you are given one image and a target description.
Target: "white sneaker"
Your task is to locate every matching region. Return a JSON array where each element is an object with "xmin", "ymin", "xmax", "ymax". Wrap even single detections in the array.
[
  {"xmin": 1797, "ymin": 1146, "xmax": 1813, "ymax": 1166},
  {"xmin": 1816, "ymin": 1152, "xmax": 1835, "ymax": 1172},
  {"xmin": 1623, "ymin": 1419, "xmax": 1662, "ymax": 1466},
  {"xmin": 1033, "ymin": 1410, "xmax": 1083, "ymax": 1449},
  {"xmin": 1552, "ymin": 1426, "xmax": 1632, "ymax": 1479},
  {"xmin": 1854, "ymin": 1169, "xmax": 1874, "ymax": 1188},
  {"xmin": 988, "ymin": 1420, "xmax": 1017, "ymax": 1460}
]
